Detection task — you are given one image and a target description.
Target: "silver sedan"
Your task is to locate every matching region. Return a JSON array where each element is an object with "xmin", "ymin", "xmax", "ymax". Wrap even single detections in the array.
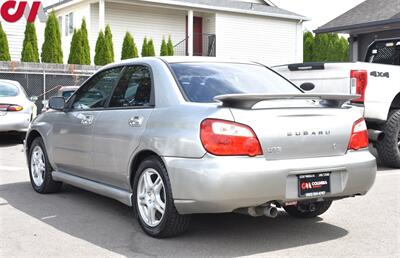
[
  {"xmin": 0, "ymin": 80, "xmax": 37, "ymax": 133},
  {"xmin": 25, "ymin": 57, "xmax": 376, "ymax": 238}
]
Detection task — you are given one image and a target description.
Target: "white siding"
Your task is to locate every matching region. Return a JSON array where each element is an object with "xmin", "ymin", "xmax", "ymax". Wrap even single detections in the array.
[
  {"xmin": 91, "ymin": 2, "xmax": 188, "ymax": 61},
  {"xmin": 55, "ymin": 2, "xmax": 91, "ymax": 64},
  {"xmin": 215, "ymin": 12, "xmax": 303, "ymax": 66}
]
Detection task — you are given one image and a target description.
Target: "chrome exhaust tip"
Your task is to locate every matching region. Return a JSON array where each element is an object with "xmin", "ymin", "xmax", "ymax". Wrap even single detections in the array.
[
  {"xmin": 264, "ymin": 205, "xmax": 278, "ymax": 218},
  {"xmin": 368, "ymin": 129, "xmax": 384, "ymax": 142}
]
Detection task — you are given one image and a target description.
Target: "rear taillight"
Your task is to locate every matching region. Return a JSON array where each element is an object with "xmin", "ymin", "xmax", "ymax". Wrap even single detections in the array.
[
  {"xmin": 348, "ymin": 119, "xmax": 369, "ymax": 150},
  {"xmin": 350, "ymin": 70, "xmax": 368, "ymax": 103},
  {"xmin": 200, "ymin": 119, "xmax": 263, "ymax": 157},
  {"xmin": 7, "ymin": 105, "xmax": 23, "ymax": 111}
]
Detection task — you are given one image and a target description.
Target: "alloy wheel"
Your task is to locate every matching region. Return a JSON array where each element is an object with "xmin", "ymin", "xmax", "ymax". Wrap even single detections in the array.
[{"xmin": 30, "ymin": 145, "xmax": 45, "ymax": 187}]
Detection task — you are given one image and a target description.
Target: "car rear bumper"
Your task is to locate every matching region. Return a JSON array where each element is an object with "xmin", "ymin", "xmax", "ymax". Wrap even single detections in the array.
[
  {"xmin": 0, "ymin": 113, "xmax": 31, "ymax": 132},
  {"xmin": 164, "ymin": 150, "xmax": 376, "ymax": 214}
]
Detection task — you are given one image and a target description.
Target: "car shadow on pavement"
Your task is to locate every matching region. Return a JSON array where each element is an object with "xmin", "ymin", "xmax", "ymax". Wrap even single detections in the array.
[
  {"xmin": 0, "ymin": 133, "xmax": 24, "ymax": 147},
  {"xmin": 0, "ymin": 182, "xmax": 348, "ymax": 257}
]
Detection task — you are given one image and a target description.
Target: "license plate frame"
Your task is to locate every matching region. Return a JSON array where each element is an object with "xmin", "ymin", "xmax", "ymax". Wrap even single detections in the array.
[{"xmin": 298, "ymin": 172, "xmax": 331, "ymax": 197}]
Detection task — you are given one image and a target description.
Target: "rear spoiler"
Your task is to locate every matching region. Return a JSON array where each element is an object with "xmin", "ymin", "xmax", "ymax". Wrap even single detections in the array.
[{"xmin": 214, "ymin": 93, "xmax": 360, "ymax": 109}]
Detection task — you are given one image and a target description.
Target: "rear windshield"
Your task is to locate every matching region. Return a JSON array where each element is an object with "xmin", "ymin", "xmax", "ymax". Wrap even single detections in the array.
[
  {"xmin": 170, "ymin": 63, "xmax": 300, "ymax": 102},
  {"xmin": 0, "ymin": 83, "xmax": 19, "ymax": 97}
]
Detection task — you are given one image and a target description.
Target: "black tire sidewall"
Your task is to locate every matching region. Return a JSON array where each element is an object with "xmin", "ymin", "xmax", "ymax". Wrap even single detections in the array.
[
  {"xmin": 132, "ymin": 157, "xmax": 174, "ymax": 237},
  {"xmin": 377, "ymin": 110, "xmax": 400, "ymax": 167},
  {"xmin": 28, "ymin": 137, "xmax": 53, "ymax": 193}
]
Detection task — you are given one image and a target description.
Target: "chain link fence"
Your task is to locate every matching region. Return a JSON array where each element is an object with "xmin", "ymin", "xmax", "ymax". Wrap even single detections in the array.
[{"xmin": 0, "ymin": 61, "xmax": 100, "ymax": 113}]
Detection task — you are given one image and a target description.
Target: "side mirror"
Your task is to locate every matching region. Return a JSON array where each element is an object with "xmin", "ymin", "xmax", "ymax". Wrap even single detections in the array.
[
  {"xmin": 48, "ymin": 97, "xmax": 66, "ymax": 111},
  {"xmin": 30, "ymin": 96, "xmax": 38, "ymax": 102},
  {"xmin": 300, "ymin": 82, "xmax": 315, "ymax": 92}
]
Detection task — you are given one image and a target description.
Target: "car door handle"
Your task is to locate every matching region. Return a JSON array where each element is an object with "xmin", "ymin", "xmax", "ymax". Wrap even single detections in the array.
[
  {"xmin": 80, "ymin": 115, "xmax": 94, "ymax": 125},
  {"xmin": 128, "ymin": 116, "xmax": 143, "ymax": 127}
]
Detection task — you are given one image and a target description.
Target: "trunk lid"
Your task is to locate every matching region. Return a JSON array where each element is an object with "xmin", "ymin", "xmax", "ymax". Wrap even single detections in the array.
[{"xmin": 216, "ymin": 94, "xmax": 360, "ymax": 160}]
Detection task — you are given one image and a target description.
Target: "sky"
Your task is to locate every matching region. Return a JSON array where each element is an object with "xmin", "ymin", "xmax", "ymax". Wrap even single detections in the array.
[{"xmin": 271, "ymin": 0, "xmax": 365, "ymax": 32}]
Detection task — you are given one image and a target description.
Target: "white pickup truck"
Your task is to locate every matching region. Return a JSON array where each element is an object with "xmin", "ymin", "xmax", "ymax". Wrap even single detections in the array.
[{"xmin": 274, "ymin": 38, "xmax": 400, "ymax": 168}]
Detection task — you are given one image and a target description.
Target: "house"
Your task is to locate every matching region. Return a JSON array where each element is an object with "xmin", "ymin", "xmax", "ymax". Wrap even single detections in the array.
[
  {"xmin": 314, "ymin": 0, "xmax": 400, "ymax": 62},
  {"xmin": 45, "ymin": 0, "xmax": 307, "ymax": 66}
]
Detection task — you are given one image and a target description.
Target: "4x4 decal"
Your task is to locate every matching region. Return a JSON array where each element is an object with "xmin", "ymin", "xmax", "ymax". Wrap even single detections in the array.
[{"xmin": 370, "ymin": 71, "xmax": 390, "ymax": 78}]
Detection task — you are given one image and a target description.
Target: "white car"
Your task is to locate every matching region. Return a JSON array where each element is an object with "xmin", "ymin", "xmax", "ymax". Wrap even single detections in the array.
[
  {"xmin": 273, "ymin": 38, "xmax": 400, "ymax": 167},
  {"xmin": 0, "ymin": 80, "xmax": 37, "ymax": 133}
]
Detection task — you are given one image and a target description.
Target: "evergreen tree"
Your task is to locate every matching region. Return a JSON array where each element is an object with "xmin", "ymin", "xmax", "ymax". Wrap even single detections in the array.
[
  {"xmin": 81, "ymin": 19, "xmax": 91, "ymax": 65},
  {"xmin": 21, "ymin": 22, "xmax": 39, "ymax": 62},
  {"xmin": 104, "ymin": 25, "xmax": 114, "ymax": 62},
  {"xmin": 303, "ymin": 31, "xmax": 314, "ymax": 62},
  {"xmin": 160, "ymin": 37, "xmax": 168, "ymax": 56},
  {"xmin": 147, "ymin": 38, "xmax": 155, "ymax": 57},
  {"xmin": 94, "ymin": 30, "xmax": 106, "ymax": 65},
  {"xmin": 68, "ymin": 29, "xmax": 83, "ymax": 64},
  {"xmin": 0, "ymin": 22, "xmax": 11, "ymax": 61},
  {"xmin": 41, "ymin": 12, "xmax": 63, "ymax": 63},
  {"xmin": 121, "ymin": 32, "xmax": 138, "ymax": 60},
  {"xmin": 167, "ymin": 35, "xmax": 174, "ymax": 56},
  {"xmin": 141, "ymin": 37, "xmax": 148, "ymax": 57}
]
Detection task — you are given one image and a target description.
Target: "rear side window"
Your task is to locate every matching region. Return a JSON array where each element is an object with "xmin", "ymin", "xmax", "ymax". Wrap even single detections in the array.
[
  {"xmin": 109, "ymin": 65, "xmax": 152, "ymax": 108},
  {"xmin": 0, "ymin": 83, "xmax": 19, "ymax": 97},
  {"xmin": 170, "ymin": 63, "xmax": 300, "ymax": 103}
]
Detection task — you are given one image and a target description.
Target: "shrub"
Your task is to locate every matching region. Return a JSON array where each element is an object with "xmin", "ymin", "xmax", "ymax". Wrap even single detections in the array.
[
  {"xmin": 104, "ymin": 25, "xmax": 114, "ymax": 62},
  {"xmin": 41, "ymin": 12, "xmax": 63, "ymax": 63},
  {"xmin": 147, "ymin": 38, "xmax": 155, "ymax": 57},
  {"xmin": 94, "ymin": 30, "xmax": 106, "ymax": 65},
  {"xmin": 81, "ymin": 19, "xmax": 91, "ymax": 65},
  {"xmin": 121, "ymin": 32, "xmax": 138, "ymax": 60},
  {"xmin": 21, "ymin": 22, "xmax": 39, "ymax": 62},
  {"xmin": 0, "ymin": 22, "xmax": 11, "ymax": 61},
  {"xmin": 141, "ymin": 37, "xmax": 148, "ymax": 57},
  {"xmin": 68, "ymin": 29, "xmax": 83, "ymax": 64},
  {"xmin": 160, "ymin": 37, "xmax": 168, "ymax": 56},
  {"xmin": 167, "ymin": 35, "xmax": 174, "ymax": 56}
]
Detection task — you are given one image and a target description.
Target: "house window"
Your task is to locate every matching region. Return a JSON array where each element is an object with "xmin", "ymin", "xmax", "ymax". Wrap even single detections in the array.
[
  {"xmin": 58, "ymin": 16, "xmax": 62, "ymax": 35},
  {"xmin": 65, "ymin": 12, "xmax": 74, "ymax": 36}
]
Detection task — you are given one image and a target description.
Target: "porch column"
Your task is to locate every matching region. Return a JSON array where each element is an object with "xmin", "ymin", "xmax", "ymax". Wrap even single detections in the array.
[
  {"xmin": 187, "ymin": 10, "xmax": 194, "ymax": 56},
  {"xmin": 99, "ymin": 0, "xmax": 105, "ymax": 31}
]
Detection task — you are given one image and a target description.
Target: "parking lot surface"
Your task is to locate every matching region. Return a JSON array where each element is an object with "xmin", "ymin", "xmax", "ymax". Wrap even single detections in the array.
[{"xmin": 0, "ymin": 134, "xmax": 399, "ymax": 257}]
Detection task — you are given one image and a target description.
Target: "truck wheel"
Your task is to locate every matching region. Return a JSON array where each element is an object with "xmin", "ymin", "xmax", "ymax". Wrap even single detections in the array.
[
  {"xmin": 284, "ymin": 201, "xmax": 332, "ymax": 218},
  {"xmin": 28, "ymin": 137, "xmax": 62, "ymax": 193},
  {"xmin": 376, "ymin": 110, "xmax": 400, "ymax": 168},
  {"xmin": 132, "ymin": 156, "xmax": 191, "ymax": 238}
]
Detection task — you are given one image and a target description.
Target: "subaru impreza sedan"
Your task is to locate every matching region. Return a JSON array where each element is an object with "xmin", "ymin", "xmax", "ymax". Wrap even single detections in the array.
[{"xmin": 25, "ymin": 57, "xmax": 376, "ymax": 238}]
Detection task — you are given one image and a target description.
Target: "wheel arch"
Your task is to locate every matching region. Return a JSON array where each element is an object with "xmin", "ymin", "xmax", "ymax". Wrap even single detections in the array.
[
  {"xmin": 129, "ymin": 149, "xmax": 164, "ymax": 188},
  {"xmin": 390, "ymin": 92, "xmax": 400, "ymax": 112},
  {"xmin": 25, "ymin": 130, "xmax": 43, "ymax": 158}
]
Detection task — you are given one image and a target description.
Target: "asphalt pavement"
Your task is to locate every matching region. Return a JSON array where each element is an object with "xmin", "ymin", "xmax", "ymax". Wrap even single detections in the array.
[{"xmin": 0, "ymin": 134, "xmax": 399, "ymax": 257}]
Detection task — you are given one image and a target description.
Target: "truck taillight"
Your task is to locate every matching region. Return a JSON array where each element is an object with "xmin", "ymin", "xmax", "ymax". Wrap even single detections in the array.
[
  {"xmin": 350, "ymin": 70, "xmax": 368, "ymax": 103},
  {"xmin": 348, "ymin": 119, "xmax": 369, "ymax": 150},
  {"xmin": 200, "ymin": 119, "xmax": 263, "ymax": 157}
]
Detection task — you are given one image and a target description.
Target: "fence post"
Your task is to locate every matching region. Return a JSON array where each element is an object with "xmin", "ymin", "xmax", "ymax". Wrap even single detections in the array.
[{"xmin": 43, "ymin": 68, "xmax": 46, "ymax": 101}]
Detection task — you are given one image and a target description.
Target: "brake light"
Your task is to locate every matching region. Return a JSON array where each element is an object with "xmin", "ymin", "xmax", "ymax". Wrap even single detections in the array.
[
  {"xmin": 7, "ymin": 105, "xmax": 23, "ymax": 111},
  {"xmin": 200, "ymin": 119, "xmax": 263, "ymax": 156},
  {"xmin": 348, "ymin": 119, "xmax": 369, "ymax": 150},
  {"xmin": 350, "ymin": 70, "xmax": 368, "ymax": 103}
]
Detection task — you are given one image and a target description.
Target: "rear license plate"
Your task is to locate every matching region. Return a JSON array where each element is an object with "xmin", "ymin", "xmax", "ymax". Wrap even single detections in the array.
[{"xmin": 298, "ymin": 172, "xmax": 330, "ymax": 197}]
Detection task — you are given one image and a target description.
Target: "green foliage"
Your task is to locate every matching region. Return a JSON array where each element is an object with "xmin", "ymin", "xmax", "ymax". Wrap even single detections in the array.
[
  {"xmin": 41, "ymin": 12, "xmax": 63, "ymax": 64},
  {"xmin": 303, "ymin": 31, "xmax": 349, "ymax": 62},
  {"xmin": 160, "ymin": 37, "xmax": 168, "ymax": 56},
  {"xmin": 104, "ymin": 25, "xmax": 114, "ymax": 62},
  {"xmin": 21, "ymin": 22, "xmax": 39, "ymax": 62},
  {"xmin": 94, "ymin": 30, "xmax": 106, "ymax": 65},
  {"xmin": 81, "ymin": 19, "xmax": 91, "ymax": 65},
  {"xmin": 68, "ymin": 29, "xmax": 83, "ymax": 64},
  {"xmin": 141, "ymin": 37, "xmax": 148, "ymax": 57},
  {"xmin": 0, "ymin": 22, "xmax": 11, "ymax": 61},
  {"xmin": 147, "ymin": 38, "xmax": 155, "ymax": 57},
  {"xmin": 121, "ymin": 32, "xmax": 138, "ymax": 60},
  {"xmin": 167, "ymin": 35, "xmax": 174, "ymax": 56}
]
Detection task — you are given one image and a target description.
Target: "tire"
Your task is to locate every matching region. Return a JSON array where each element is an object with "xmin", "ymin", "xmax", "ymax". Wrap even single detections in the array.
[
  {"xmin": 132, "ymin": 156, "xmax": 190, "ymax": 238},
  {"xmin": 284, "ymin": 200, "xmax": 332, "ymax": 218},
  {"xmin": 376, "ymin": 109, "xmax": 400, "ymax": 168},
  {"xmin": 28, "ymin": 137, "xmax": 62, "ymax": 193}
]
